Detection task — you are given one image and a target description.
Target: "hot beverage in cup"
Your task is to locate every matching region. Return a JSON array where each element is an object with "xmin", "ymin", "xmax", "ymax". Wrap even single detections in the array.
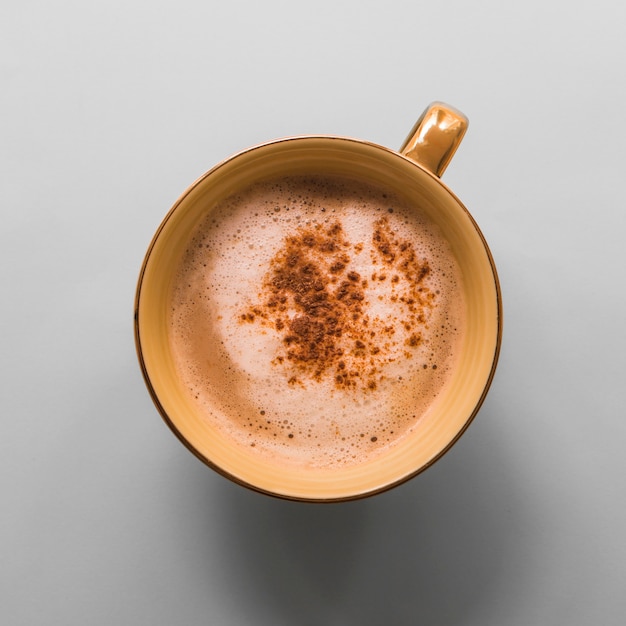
[
  {"xmin": 168, "ymin": 174, "xmax": 466, "ymax": 469},
  {"xmin": 135, "ymin": 103, "xmax": 501, "ymax": 501}
]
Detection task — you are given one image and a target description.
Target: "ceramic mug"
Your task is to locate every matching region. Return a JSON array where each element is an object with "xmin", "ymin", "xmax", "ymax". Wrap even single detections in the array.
[{"xmin": 134, "ymin": 102, "xmax": 502, "ymax": 502}]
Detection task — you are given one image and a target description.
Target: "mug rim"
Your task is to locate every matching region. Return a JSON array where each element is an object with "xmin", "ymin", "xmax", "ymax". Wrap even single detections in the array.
[{"xmin": 134, "ymin": 134, "xmax": 503, "ymax": 502}]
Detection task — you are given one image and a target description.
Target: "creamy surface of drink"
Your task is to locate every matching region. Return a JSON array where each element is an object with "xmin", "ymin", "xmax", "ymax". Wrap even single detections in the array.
[{"xmin": 168, "ymin": 175, "xmax": 465, "ymax": 468}]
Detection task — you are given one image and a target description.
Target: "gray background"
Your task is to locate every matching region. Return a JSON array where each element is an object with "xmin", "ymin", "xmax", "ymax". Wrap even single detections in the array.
[{"xmin": 2, "ymin": 1, "xmax": 625, "ymax": 624}]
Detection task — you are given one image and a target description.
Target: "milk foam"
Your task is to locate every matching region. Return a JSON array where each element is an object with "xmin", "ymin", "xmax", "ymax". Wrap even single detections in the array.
[{"xmin": 168, "ymin": 175, "xmax": 465, "ymax": 469}]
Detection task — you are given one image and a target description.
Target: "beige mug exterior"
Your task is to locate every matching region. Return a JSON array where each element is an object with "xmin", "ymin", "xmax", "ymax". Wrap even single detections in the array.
[{"xmin": 134, "ymin": 103, "xmax": 502, "ymax": 502}]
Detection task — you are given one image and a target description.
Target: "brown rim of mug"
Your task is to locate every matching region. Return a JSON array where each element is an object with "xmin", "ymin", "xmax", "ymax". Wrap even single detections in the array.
[{"xmin": 133, "ymin": 135, "xmax": 503, "ymax": 503}]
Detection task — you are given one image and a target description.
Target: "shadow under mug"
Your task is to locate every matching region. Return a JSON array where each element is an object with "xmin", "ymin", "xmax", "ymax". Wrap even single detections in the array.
[{"xmin": 134, "ymin": 102, "xmax": 502, "ymax": 502}]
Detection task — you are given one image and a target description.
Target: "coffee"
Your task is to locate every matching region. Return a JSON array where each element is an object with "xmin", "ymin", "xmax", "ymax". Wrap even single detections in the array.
[{"xmin": 168, "ymin": 174, "xmax": 465, "ymax": 469}]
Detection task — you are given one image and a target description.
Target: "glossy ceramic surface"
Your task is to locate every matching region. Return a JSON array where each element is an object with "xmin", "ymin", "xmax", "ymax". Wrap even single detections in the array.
[{"xmin": 135, "ymin": 103, "xmax": 502, "ymax": 501}]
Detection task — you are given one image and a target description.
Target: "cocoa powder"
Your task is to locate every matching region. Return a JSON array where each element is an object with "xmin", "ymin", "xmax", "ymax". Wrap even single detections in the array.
[{"xmin": 241, "ymin": 216, "xmax": 434, "ymax": 391}]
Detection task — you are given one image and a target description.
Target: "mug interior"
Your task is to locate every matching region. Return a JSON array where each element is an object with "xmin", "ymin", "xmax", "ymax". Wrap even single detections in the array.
[{"xmin": 135, "ymin": 137, "xmax": 501, "ymax": 501}]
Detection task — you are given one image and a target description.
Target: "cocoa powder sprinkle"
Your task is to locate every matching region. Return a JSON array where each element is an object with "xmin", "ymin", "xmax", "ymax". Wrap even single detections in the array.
[{"xmin": 240, "ymin": 216, "xmax": 434, "ymax": 391}]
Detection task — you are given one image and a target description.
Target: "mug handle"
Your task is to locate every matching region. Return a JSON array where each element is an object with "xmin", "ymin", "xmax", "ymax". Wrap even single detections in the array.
[{"xmin": 399, "ymin": 102, "xmax": 469, "ymax": 178}]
